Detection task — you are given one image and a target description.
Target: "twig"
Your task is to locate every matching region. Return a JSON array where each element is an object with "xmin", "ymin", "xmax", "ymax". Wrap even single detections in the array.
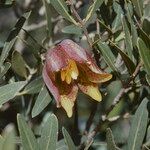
[
  {"xmin": 85, "ymin": 102, "xmax": 98, "ymax": 133},
  {"xmin": 67, "ymin": 0, "xmax": 92, "ymax": 49},
  {"xmin": 73, "ymin": 101, "xmax": 80, "ymax": 145}
]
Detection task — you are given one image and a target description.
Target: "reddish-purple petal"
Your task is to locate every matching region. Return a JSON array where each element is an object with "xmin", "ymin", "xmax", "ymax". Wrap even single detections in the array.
[
  {"xmin": 59, "ymin": 39, "xmax": 89, "ymax": 63},
  {"xmin": 79, "ymin": 64, "xmax": 112, "ymax": 83},
  {"xmin": 42, "ymin": 65, "xmax": 60, "ymax": 107},
  {"xmin": 59, "ymin": 39, "xmax": 107, "ymax": 74},
  {"xmin": 78, "ymin": 83, "xmax": 102, "ymax": 102},
  {"xmin": 45, "ymin": 46, "xmax": 70, "ymax": 72},
  {"xmin": 60, "ymin": 84, "xmax": 78, "ymax": 117}
]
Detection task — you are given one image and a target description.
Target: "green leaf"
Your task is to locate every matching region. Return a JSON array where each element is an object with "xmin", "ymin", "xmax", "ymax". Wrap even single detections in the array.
[
  {"xmin": 105, "ymin": 80, "xmax": 125, "ymax": 118},
  {"xmin": 0, "ymin": 38, "xmax": 17, "ymax": 68},
  {"xmin": 11, "ymin": 51, "xmax": 27, "ymax": 78},
  {"xmin": 137, "ymin": 38, "xmax": 150, "ymax": 75},
  {"xmin": 62, "ymin": 25, "xmax": 82, "ymax": 35},
  {"xmin": 62, "ymin": 127, "xmax": 76, "ymax": 150},
  {"xmin": 42, "ymin": 0, "xmax": 52, "ymax": 37},
  {"xmin": 0, "ymin": 12, "xmax": 31, "ymax": 67},
  {"xmin": 0, "ymin": 81, "xmax": 26, "ymax": 106},
  {"xmin": 17, "ymin": 114, "xmax": 38, "ymax": 150},
  {"xmin": 84, "ymin": 0, "xmax": 104, "ymax": 23},
  {"xmin": 0, "ymin": 62, "xmax": 11, "ymax": 79},
  {"xmin": 39, "ymin": 114, "xmax": 58, "ymax": 150},
  {"xmin": 95, "ymin": 41, "xmax": 118, "ymax": 72},
  {"xmin": 32, "ymin": 85, "xmax": 52, "ymax": 118},
  {"xmin": 23, "ymin": 77, "xmax": 43, "ymax": 94},
  {"xmin": 144, "ymin": 125, "xmax": 150, "ymax": 148},
  {"xmin": 50, "ymin": 0, "xmax": 77, "ymax": 25},
  {"xmin": 1, "ymin": 125, "xmax": 16, "ymax": 150},
  {"xmin": 57, "ymin": 139, "xmax": 68, "ymax": 150},
  {"xmin": 127, "ymin": 98, "xmax": 149, "ymax": 150},
  {"xmin": 146, "ymin": 74, "xmax": 150, "ymax": 86},
  {"xmin": 0, "ymin": 135, "xmax": 4, "ymax": 150},
  {"xmin": 125, "ymin": 1, "xmax": 138, "ymax": 47},
  {"xmin": 110, "ymin": 41, "xmax": 136, "ymax": 74},
  {"xmin": 106, "ymin": 128, "xmax": 121, "ymax": 150},
  {"xmin": 131, "ymin": 0, "xmax": 143, "ymax": 17},
  {"xmin": 112, "ymin": 2, "xmax": 123, "ymax": 32},
  {"xmin": 138, "ymin": 26, "xmax": 150, "ymax": 48},
  {"xmin": 121, "ymin": 16, "xmax": 134, "ymax": 62},
  {"xmin": 0, "ymin": 0, "xmax": 14, "ymax": 8}
]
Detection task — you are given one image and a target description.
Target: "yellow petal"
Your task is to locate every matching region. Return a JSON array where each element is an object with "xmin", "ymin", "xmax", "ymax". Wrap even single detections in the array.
[
  {"xmin": 66, "ymin": 74, "xmax": 72, "ymax": 84},
  {"xmin": 60, "ymin": 96, "xmax": 74, "ymax": 117},
  {"xmin": 87, "ymin": 85, "xmax": 102, "ymax": 102},
  {"xmin": 71, "ymin": 71, "xmax": 78, "ymax": 80},
  {"xmin": 61, "ymin": 70, "xmax": 66, "ymax": 81},
  {"xmin": 78, "ymin": 84, "xmax": 102, "ymax": 102}
]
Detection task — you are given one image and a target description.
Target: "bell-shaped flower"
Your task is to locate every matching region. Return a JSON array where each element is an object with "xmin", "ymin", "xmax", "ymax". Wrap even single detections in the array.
[{"xmin": 42, "ymin": 39, "xmax": 112, "ymax": 117}]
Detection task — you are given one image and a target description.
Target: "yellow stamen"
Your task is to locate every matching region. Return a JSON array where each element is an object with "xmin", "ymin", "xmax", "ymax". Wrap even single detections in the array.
[
  {"xmin": 60, "ymin": 96, "xmax": 74, "ymax": 117},
  {"xmin": 66, "ymin": 74, "xmax": 72, "ymax": 84},
  {"xmin": 61, "ymin": 70, "xmax": 66, "ymax": 81},
  {"xmin": 71, "ymin": 71, "xmax": 78, "ymax": 79},
  {"xmin": 60, "ymin": 60, "xmax": 79, "ymax": 84},
  {"xmin": 87, "ymin": 86, "xmax": 102, "ymax": 102}
]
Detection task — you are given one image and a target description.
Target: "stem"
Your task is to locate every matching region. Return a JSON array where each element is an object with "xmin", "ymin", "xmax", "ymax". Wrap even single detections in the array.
[
  {"xmin": 85, "ymin": 102, "xmax": 98, "ymax": 133},
  {"xmin": 68, "ymin": 0, "xmax": 92, "ymax": 49},
  {"xmin": 73, "ymin": 101, "xmax": 80, "ymax": 145}
]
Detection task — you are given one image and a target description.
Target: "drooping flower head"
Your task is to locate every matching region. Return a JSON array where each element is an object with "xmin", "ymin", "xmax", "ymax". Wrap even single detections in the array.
[{"xmin": 42, "ymin": 39, "xmax": 112, "ymax": 117}]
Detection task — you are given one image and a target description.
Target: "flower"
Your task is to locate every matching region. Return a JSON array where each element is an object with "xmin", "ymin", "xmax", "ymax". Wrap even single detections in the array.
[{"xmin": 42, "ymin": 39, "xmax": 112, "ymax": 117}]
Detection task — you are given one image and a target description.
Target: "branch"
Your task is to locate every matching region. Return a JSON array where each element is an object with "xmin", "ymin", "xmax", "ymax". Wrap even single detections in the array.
[
  {"xmin": 67, "ymin": 0, "xmax": 92, "ymax": 49},
  {"xmin": 85, "ymin": 102, "xmax": 98, "ymax": 133}
]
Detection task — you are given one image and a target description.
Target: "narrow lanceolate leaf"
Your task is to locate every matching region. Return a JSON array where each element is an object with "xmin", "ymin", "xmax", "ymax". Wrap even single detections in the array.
[
  {"xmin": 138, "ymin": 26, "xmax": 150, "ymax": 48},
  {"xmin": 96, "ymin": 41, "xmax": 118, "ymax": 72},
  {"xmin": 110, "ymin": 41, "xmax": 135, "ymax": 74},
  {"xmin": 84, "ymin": 0, "xmax": 104, "ymax": 23},
  {"xmin": 40, "ymin": 114, "xmax": 58, "ymax": 150},
  {"xmin": 121, "ymin": 16, "xmax": 134, "ymax": 62},
  {"xmin": 0, "ymin": 0, "xmax": 14, "ymax": 8},
  {"xmin": 0, "ymin": 38, "xmax": 16, "ymax": 68},
  {"xmin": 112, "ymin": 2, "xmax": 123, "ymax": 32},
  {"xmin": 131, "ymin": 0, "xmax": 143, "ymax": 17},
  {"xmin": 42, "ymin": 0, "xmax": 52, "ymax": 37},
  {"xmin": 0, "ymin": 12, "xmax": 31, "ymax": 67},
  {"xmin": 50, "ymin": 0, "xmax": 77, "ymax": 25},
  {"xmin": 32, "ymin": 85, "xmax": 52, "ymax": 118},
  {"xmin": 1, "ymin": 125, "xmax": 16, "ymax": 150},
  {"xmin": 12, "ymin": 51, "xmax": 27, "ymax": 78},
  {"xmin": 17, "ymin": 114, "xmax": 38, "ymax": 150},
  {"xmin": 62, "ymin": 25, "xmax": 82, "ymax": 35},
  {"xmin": 62, "ymin": 127, "xmax": 76, "ymax": 150},
  {"xmin": 56, "ymin": 139, "xmax": 68, "ymax": 150},
  {"xmin": 23, "ymin": 76, "xmax": 43, "ymax": 94},
  {"xmin": 146, "ymin": 74, "xmax": 150, "ymax": 86},
  {"xmin": 127, "ymin": 98, "xmax": 149, "ymax": 150},
  {"xmin": 0, "ymin": 62, "xmax": 11, "ymax": 79},
  {"xmin": 125, "ymin": 1, "xmax": 138, "ymax": 47},
  {"xmin": 137, "ymin": 38, "xmax": 150, "ymax": 75},
  {"xmin": 0, "ymin": 135, "xmax": 4, "ymax": 150},
  {"xmin": 106, "ymin": 128, "xmax": 121, "ymax": 150},
  {"xmin": 0, "ymin": 81, "xmax": 26, "ymax": 106}
]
